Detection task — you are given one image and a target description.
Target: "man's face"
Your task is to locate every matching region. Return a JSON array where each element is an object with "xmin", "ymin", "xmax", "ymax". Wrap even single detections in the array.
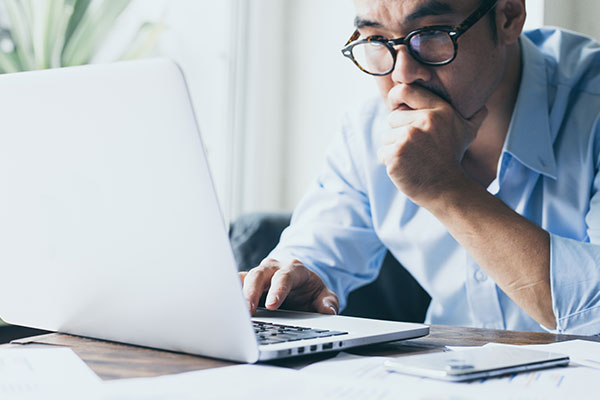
[{"xmin": 353, "ymin": 0, "xmax": 503, "ymax": 118}]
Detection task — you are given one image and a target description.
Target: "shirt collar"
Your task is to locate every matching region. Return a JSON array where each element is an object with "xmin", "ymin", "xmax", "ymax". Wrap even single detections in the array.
[{"xmin": 502, "ymin": 34, "xmax": 558, "ymax": 179}]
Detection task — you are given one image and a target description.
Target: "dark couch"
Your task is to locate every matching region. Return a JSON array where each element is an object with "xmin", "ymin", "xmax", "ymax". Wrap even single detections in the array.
[
  {"xmin": 0, "ymin": 325, "xmax": 47, "ymax": 344},
  {"xmin": 229, "ymin": 212, "xmax": 431, "ymax": 323}
]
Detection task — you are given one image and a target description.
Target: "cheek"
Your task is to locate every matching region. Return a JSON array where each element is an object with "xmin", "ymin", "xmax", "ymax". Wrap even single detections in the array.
[
  {"xmin": 438, "ymin": 39, "xmax": 501, "ymax": 116},
  {"xmin": 435, "ymin": 59, "xmax": 494, "ymax": 117}
]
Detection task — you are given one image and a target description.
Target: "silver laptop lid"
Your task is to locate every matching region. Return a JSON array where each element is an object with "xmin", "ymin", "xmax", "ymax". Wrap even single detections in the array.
[{"xmin": 0, "ymin": 59, "xmax": 259, "ymax": 363}]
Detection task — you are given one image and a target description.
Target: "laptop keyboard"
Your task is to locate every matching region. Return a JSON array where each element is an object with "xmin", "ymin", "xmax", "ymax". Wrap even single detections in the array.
[{"xmin": 253, "ymin": 321, "xmax": 347, "ymax": 345}]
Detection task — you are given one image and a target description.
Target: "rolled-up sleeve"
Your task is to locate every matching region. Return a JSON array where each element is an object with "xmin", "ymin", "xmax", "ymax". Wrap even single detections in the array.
[
  {"xmin": 549, "ymin": 234, "xmax": 600, "ymax": 335},
  {"xmin": 269, "ymin": 112, "xmax": 386, "ymax": 311},
  {"xmin": 549, "ymin": 126, "xmax": 600, "ymax": 335}
]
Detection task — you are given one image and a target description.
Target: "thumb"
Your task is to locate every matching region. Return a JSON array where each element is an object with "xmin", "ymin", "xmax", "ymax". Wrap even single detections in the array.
[{"xmin": 314, "ymin": 290, "xmax": 339, "ymax": 315}]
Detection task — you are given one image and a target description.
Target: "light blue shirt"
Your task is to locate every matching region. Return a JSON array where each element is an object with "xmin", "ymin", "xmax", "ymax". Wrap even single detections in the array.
[{"xmin": 270, "ymin": 28, "xmax": 600, "ymax": 335}]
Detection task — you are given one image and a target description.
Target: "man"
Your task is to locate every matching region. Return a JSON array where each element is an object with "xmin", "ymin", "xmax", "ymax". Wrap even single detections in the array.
[{"xmin": 241, "ymin": 0, "xmax": 600, "ymax": 335}]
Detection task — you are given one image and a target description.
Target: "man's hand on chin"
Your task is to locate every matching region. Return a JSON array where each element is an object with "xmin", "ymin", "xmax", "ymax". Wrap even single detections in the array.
[{"xmin": 376, "ymin": 83, "xmax": 487, "ymax": 208}]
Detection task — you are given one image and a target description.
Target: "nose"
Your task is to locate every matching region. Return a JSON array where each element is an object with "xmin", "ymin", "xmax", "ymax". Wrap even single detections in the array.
[{"xmin": 390, "ymin": 46, "xmax": 431, "ymax": 85}]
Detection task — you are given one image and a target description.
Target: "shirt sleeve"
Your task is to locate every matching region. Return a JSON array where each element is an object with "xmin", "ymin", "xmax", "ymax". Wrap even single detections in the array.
[
  {"xmin": 549, "ymin": 235, "xmax": 600, "ymax": 335},
  {"xmin": 549, "ymin": 128, "xmax": 600, "ymax": 336},
  {"xmin": 269, "ymin": 111, "xmax": 386, "ymax": 311}
]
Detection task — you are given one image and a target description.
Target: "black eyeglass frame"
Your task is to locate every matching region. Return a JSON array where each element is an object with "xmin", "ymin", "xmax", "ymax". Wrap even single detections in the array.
[{"xmin": 341, "ymin": 0, "xmax": 499, "ymax": 75}]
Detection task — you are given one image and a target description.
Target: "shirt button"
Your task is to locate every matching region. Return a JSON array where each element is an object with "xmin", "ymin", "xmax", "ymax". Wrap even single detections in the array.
[{"xmin": 474, "ymin": 269, "xmax": 487, "ymax": 283}]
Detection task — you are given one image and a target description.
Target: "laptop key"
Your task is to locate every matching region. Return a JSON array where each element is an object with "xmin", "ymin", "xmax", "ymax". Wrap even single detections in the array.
[{"xmin": 253, "ymin": 321, "xmax": 347, "ymax": 345}]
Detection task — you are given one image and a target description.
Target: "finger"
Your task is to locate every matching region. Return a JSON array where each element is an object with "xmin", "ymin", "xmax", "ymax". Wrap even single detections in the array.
[
  {"xmin": 313, "ymin": 289, "xmax": 339, "ymax": 315},
  {"xmin": 381, "ymin": 126, "xmax": 410, "ymax": 146},
  {"xmin": 388, "ymin": 83, "xmax": 445, "ymax": 112},
  {"xmin": 387, "ymin": 108, "xmax": 423, "ymax": 129},
  {"xmin": 239, "ymin": 271, "xmax": 247, "ymax": 286},
  {"xmin": 264, "ymin": 268, "xmax": 297, "ymax": 310},
  {"xmin": 242, "ymin": 263, "xmax": 279, "ymax": 315},
  {"xmin": 377, "ymin": 144, "xmax": 397, "ymax": 166}
]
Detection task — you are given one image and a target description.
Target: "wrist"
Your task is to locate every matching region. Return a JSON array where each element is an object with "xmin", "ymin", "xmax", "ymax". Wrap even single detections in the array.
[{"xmin": 420, "ymin": 171, "xmax": 482, "ymax": 216}]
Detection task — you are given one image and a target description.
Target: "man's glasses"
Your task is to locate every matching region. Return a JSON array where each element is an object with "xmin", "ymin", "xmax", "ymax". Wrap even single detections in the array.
[{"xmin": 341, "ymin": 0, "xmax": 499, "ymax": 76}]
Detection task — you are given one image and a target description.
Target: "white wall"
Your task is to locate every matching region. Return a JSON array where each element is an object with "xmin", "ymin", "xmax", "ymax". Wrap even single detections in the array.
[
  {"xmin": 225, "ymin": 0, "xmax": 376, "ymax": 216},
  {"xmin": 94, "ymin": 0, "xmax": 372, "ymax": 220},
  {"xmin": 95, "ymin": 0, "xmax": 239, "ymax": 222},
  {"xmin": 281, "ymin": 0, "xmax": 376, "ymax": 210},
  {"xmin": 543, "ymin": 0, "xmax": 600, "ymax": 40},
  {"xmin": 93, "ymin": 0, "xmax": 599, "ymax": 221},
  {"xmin": 524, "ymin": 0, "xmax": 545, "ymax": 31},
  {"xmin": 227, "ymin": 0, "xmax": 287, "ymax": 218}
]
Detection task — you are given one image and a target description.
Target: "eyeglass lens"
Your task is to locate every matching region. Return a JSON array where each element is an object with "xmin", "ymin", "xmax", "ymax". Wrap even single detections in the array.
[{"xmin": 351, "ymin": 31, "xmax": 455, "ymax": 74}]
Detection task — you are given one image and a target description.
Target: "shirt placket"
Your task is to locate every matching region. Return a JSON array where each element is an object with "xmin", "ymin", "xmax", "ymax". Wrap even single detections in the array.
[
  {"xmin": 464, "ymin": 152, "xmax": 513, "ymax": 329},
  {"xmin": 465, "ymin": 153, "xmax": 539, "ymax": 329},
  {"xmin": 465, "ymin": 251, "xmax": 505, "ymax": 329}
]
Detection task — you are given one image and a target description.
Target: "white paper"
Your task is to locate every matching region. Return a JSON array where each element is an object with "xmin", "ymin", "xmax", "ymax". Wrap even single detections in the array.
[
  {"xmin": 7, "ymin": 341, "xmax": 599, "ymax": 400},
  {"xmin": 449, "ymin": 340, "xmax": 600, "ymax": 370},
  {"xmin": 0, "ymin": 347, "xmax": 101, "ymax": 399},
  {"xmin": 519, "ymin": 340, "xmax": 600, "ymax": 370},
  {"xmin": 101, "ymin": 364, "xmax": 401, "ymax": 400},
  {"xmin": 299, "ymin": 349, "xmax": 600, "ymax": 399}
]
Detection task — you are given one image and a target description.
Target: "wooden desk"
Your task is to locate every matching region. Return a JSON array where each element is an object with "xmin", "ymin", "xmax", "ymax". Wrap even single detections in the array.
[{"xmin": 3, "ymin": 325, "xmax": 598, "ymax": 381}]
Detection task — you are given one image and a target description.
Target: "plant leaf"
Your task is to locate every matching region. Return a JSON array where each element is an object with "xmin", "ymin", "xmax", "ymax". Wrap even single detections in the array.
[
  {"xmin": 0, "ymin": 49, "xmax": 21, "ymax": 73},
  {"xmin": 119, "ymin": 21, "xmax": 166, "ymax": 61},
  {"xmin": 63, "ymin": 0, "xmax": 91, "ymax": 47},
  {"xmin": 62, "ymin": 0, "xmax": 131, "ymax": 66},
  {"xmin": 3, "ymin": 0, "xmax": 35, "ymax": 70},
  {"xmin": 31, "ymin": 0, "xmax": 51, "ymax": 69}
]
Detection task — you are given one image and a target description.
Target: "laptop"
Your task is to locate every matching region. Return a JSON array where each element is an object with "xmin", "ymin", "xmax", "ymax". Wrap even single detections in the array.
[{"xmin": 0, "ymin": 59, "xmax": 428, "ymax": 363}]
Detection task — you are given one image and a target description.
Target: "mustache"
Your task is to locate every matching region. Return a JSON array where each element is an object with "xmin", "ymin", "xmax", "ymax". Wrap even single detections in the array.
[{"xmin": 412, "ymin": 81, "xmax": 453, "ymax": 105}]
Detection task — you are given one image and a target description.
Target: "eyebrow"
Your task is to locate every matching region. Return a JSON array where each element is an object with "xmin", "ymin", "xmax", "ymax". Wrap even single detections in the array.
[
  {"xmin": 354, "ymin": 17, "xmax": 382, "ymax": 29},
  {"xmin": 405, "ymin": 0, "xmax": 455, "ymax": 23},
  {"xmin": 354, "ymin": 0, "xmax": 455, "ymax": 30}
]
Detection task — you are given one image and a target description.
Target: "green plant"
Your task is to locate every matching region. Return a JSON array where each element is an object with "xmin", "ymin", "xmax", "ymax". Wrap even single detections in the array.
[{"xmin": 0, "ymin": 0, "xmax": 164, "ymax": 73}]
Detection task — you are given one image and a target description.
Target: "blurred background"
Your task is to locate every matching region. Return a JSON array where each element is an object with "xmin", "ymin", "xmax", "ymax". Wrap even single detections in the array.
[
  {"xmin": 0, "ymin": 0, "xmax": 597, "ymax": 224},
  {"xmin": 0, "ymin": 0, "xmax": 598, "ymax": 339}
]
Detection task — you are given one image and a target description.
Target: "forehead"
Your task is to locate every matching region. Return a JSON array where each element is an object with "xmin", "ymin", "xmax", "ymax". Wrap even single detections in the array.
[{"xmin": 353, "ymin": 0, "xmax": 478, "ymax": 30}]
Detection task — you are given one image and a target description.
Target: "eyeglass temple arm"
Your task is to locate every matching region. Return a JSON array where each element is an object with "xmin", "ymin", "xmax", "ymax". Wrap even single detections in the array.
[
  {"xmin": 345, "ymin": 30, "xmax": 361, "ymax": 46},
  {"xmin": 456, "ymin": 0, "xmax": 499, "ymax": 32}
]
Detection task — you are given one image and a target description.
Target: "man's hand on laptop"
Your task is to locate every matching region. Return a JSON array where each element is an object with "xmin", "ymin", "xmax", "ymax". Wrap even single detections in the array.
[{"xmin": 240, "ymin": 258, "xmax": 339, "ymax": 316}]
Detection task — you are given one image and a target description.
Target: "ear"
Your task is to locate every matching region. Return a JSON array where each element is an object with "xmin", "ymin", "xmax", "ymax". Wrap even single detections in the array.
[{"xmin": 495, "ymin": 0, "xmax": 526, "ymax": 45}]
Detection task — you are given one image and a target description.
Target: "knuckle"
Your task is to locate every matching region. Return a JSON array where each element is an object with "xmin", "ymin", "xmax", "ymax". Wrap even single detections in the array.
[
  {"xmin": 381, "ymin": 130, "xmax": 392, "ymax": 144},
  {"xmin": 259, "ymin": 257, "xmax": 280, "ymax": 268},
  {"xmin": 387, "ymin": 111, "xmax": 398, "ymax": 126},
  {"xmin": 421, "ymin": 113, "xmax": 437, "ymax": 131},
  {"xmin": 245, "ymin": 267, "xmax": 263, "ymax": 279},
  {"xmin": 245, "ymin": 268, "xmax": 270, "ymax": 286},
  {"xmin": 277, "ymin": 268, "xmax": 293, "ymax": 279},
  {"xmin": 272, "ymin": 269, "xmax": 292, "ymax": 285},
  {"xmin": 285, "ymin": 259, "xmax": 304, "ymax": 271},
  {"xmin": 406, "ymin": 125, "xmax": 420, "ymax": 138},
  {"xmin": 387, "ymin": 159, "xmax": 401, "ymax": 176}
]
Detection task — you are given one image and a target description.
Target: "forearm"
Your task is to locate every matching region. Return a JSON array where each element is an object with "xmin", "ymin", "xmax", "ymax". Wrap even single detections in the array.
[{"xmin": 426, "ymin": 175, "xmax": 555, "ymax": 329}]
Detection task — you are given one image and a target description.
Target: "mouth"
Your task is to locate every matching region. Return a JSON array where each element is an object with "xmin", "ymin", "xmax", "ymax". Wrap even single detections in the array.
[{"xmin": 395, "ymin": 103, "xmax": 413, "ymax": 111}]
